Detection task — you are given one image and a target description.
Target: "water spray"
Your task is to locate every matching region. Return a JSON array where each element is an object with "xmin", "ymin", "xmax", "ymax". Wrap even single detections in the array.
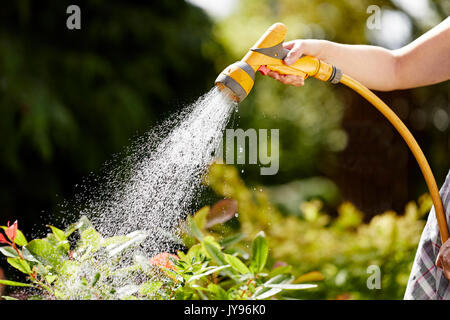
[{"xmin": 215, "ymin": 22, "xmax": 449, "ymax": 243}]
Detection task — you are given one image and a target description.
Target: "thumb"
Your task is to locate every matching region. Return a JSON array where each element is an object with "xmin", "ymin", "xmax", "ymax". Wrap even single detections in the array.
[{"xmin": 284, "ymin": 41, "xmax": 305, "ymax": 65}]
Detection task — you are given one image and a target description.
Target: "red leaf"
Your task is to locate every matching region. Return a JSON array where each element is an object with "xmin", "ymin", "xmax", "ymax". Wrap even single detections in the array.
[
  {"xmin": 5, "ymin": 221, "xmax": 18, "ymax": 243},
  {"xmin": 149, "ymin": 253, "xmax": 178, "ymax": 271},
  {"xmin": 205, "ymin": 199, "xmax": 238, "ymax": 228},
  {"xmin": 0, "ymin": 233, "xmax": 9, "ymax": 245}
]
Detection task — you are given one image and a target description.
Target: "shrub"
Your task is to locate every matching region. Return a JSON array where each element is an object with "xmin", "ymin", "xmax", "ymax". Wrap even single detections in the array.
[
  {"xmin": 0, "ymin": 214, "xmax": 316, "ymax": 300},
  {"xmin": 0, "ymin": 162, "xmax": 430, "ymax": 300},
  {"xmin": 205, "ymin": 163, "xmax": 431, "ymax": 299}
]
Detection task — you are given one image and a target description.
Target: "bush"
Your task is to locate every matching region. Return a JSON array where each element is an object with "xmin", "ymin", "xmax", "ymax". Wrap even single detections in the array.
[
  {"xmin": 205, "ymin": 163, "xmax": 431, "ymax": 299},
  {"xmin": 0, "ymin": 214, "xmax": 316, "ymax": 300},
  {"xmin": 0, "ymin": 163, "xmax": 430, "ymax": 300}
]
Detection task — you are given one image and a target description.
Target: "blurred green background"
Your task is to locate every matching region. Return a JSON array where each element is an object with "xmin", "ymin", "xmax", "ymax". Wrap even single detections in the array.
[{"xmin": 0, "ymin": 0, "xmax": 449, "ymax": 299}]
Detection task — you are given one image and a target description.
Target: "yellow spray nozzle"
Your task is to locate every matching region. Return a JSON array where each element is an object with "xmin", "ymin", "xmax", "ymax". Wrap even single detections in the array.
[{"xmin": 215, "ymin": 22, "xmax": 341, "ymax": 102}]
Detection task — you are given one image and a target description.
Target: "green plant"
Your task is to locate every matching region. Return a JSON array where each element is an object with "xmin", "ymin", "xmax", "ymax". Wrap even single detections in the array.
[
  {"xmin": 0, "ymin": 212, "xmax": 317, "ymax": 300},
  {"xmin": 205, "ymin": 163, "xmax": 432, "ymax": 299}
]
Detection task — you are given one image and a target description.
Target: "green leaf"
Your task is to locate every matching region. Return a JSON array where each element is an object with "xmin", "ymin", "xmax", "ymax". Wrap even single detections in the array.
[
  {"xmin": 25, "ymin": 239, "xmax": 61, "ymax": 267},
  {"xmin": 1, "ymin": 296, "xmax": 19, "ymax": 300},
  {"xmin": 63, "ymin": 224, "xmax": 78, "ymax": 238},
  {"xmin": 187, "ymin": 265, "xmax": 231, "ymax": 282},
  {"xmin": 0, "ymin": 227, "xmax": 27, "ymax": 246},
  {"xmin": 46, "ymin": 233, "xmax": 70, "ymax": 255},
  {"xmin": 188, "ymin": 215, "xmax": 204, "ymax": 241},
  {"xmin": 47, "ymin": 225, "xmax": 67, "ymax": 242},
  {"xmin": 7, "ymin": 258, "xmax": 32, "ymax": 274},
  {"xmin": 265, "ymin": 283, "xmax": 317, "ymax": 290},
  {"xmin": 21, "ymin": 247, "xmax": 39, "ymax": 263},
  {"xmin": 101, "ymin": 235, "xmax": 129, "ymax": 247},
  {"xmin": 177, "ymin": 250, "xmax": 186, "ymax": 260},
  {"xmin": 268, "ymin": 265, "xmax": 292, "ymax": 278},
  {"xmin": 63, "ymin": 216, "xmax": 93, "ymax": 239},
  {"xmin": 224, "ymin": 254, "xmax": 250, "ymax": 274},
  {"xmin": 253, "ymin": 274, "xmax": 292, "ymax": 300},
  {"xmin": 186, "ymin": 244, "xmax": 202, "ymax": 263},
  {"xmin": 193, "ymin": 206, "xmax": 210, "ymax": 230},
  {"xmin": 201, "ymin": 236, "xmax": 227, "ymax": 266},
  {"xmin": 105, "ymin": 230, "xmax": 148, "ymax": 257},
  {"xmin": 0, "ymin": 246, "xmax": 19, "ymax": 258},
  {"xmin": 91, "ymin": 273, "xmax": 100, "ymax": 286},
  {"xmin": 75, "ymin": 216, "xmax": 93, "ymax": 233},
  {"xmin": 250, "ymin": 231, "xmax": 268, "ymax": 273},
  {"xmin": 224, "ymin": 247, "xmax": 249, "ymax": 260},
  {"xmin": 206, "ymin": 283, "xmax": 229, "ymax": 300},
  {"xmin": 265, "ymin": 274, "xmax": 293, "ymax": 285},
  {"xmin": 58, "ymin": 260, "xmax": 80, "ymax": 278},
  {"xmin": 45, "ymin": 275, "xmax": 57, "ymax": 284},
  {"xmin": 34, "ymin": 263, "xmax": 49, "ymax": 277},
  {"xmin": 220, "ymin": 233, "xmax": 245, "ymax": 248},
  {"xmin": 53, "ymin": 289, "xmax": 66, "ymax": 299},
  {"xmin": 139, "ymin": 281, "xmax": 162, "ymax": 296},
  {"xmin": 254, "ymin": 287, "xmax": 281, "ymax": 300},
  {"xmin": 81, "ymin": 227, "xmax": 102, "ymax": 251},
  {"xmin": 0, "ymin": 279, "xmax": 34, "ymax": 287}
]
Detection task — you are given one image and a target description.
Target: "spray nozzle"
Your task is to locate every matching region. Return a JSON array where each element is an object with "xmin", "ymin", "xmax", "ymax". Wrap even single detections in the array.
[{"xmin": 215, "ymin": 22, "xmax": 342, "ymax": 103}]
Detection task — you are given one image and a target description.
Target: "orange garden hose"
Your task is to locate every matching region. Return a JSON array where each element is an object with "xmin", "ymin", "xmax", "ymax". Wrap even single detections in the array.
[{"xmin": 340, "ymin": 73, "xmax": 449, "ymax": 243}]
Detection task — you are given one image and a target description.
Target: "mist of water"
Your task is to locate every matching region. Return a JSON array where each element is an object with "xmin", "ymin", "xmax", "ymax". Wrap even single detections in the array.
[{"xmin": 84, "ymin": 87, "xmax": 235, "ymax": 255}]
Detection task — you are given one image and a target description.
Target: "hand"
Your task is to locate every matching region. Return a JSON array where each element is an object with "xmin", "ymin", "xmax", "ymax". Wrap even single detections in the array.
[
  {"xmin": 436, "ymin": 238, "xmax": 450, "ymax": 279},
  {"xmin": 265, "ymin": 40, "xmax": 308, "ymax": 87}
]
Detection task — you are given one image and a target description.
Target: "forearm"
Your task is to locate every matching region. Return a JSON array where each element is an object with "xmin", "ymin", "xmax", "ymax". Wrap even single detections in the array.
[
  {"xmin": 393, "ymin": 17, "xmax": 450, "ymax": 90},
  {"xmin": 302, "ymin": 40, "xmax": 398, "ymax": 91},
  {"xmin": 301, "ymin": 17, "xmax": 450, "ymax": 91}
]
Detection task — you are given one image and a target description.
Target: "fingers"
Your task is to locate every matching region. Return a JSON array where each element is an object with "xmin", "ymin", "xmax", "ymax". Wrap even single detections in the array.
[
  {"xmin": 281, "ymin": 74, "xmax": 305, "ymax": 87},
  {"xmin": 265, "ymin": 40, "xmax": 306, "ymax": 86},
  {"xmin": 282, "ymin": 41, "xmax": 296, "ymax": 50},
  {"xmin": 284, "ymin": 40, "xmax": 305, "ymax": 65},
  {"xmin": 267, "ymin": 70, "xmax": 281, "ymax": 80},
  {"xmin": 266, "ymin": 71, "xmax": 305, "ymax": 87},
  {"xmin": 436, "ymin": 240, "xmax": 450, "ymax": 280}
]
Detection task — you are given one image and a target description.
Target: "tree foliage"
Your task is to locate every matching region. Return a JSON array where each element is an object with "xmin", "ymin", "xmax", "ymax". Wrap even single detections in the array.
[{"xmin": 0, "ymin": 0, "xmax": 221, "ymax": 230}]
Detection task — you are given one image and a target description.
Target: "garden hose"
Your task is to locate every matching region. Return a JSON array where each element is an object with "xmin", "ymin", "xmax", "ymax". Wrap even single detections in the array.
[
  {"xmin": 339, "ymin": 74, "xmax": 449, "ymax": 243},
  {"xmin": 215, "ymin": 22, "xmax": 449, "ymax": 243}
]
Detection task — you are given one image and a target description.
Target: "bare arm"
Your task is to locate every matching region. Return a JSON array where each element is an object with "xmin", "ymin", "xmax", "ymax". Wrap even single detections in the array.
[{"xmin": 268, "ymin": 17, "xmax": 450, "ymax": 91}]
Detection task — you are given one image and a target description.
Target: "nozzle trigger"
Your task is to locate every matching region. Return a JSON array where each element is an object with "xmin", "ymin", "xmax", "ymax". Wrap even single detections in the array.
[{"xmin": 258, "ymin": 65, "xmax": 271, "ymax": 76}]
